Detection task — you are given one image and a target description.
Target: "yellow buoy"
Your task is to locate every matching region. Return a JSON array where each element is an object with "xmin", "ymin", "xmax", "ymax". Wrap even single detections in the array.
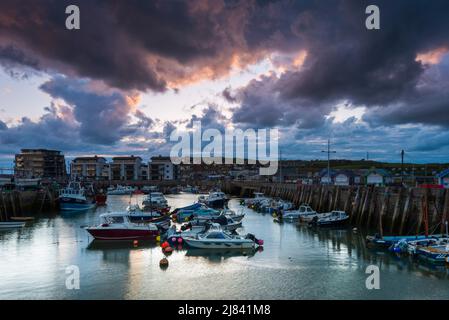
[{"xmin": 156, "ymin": 235, "xmax": 161, "ymax": 242}]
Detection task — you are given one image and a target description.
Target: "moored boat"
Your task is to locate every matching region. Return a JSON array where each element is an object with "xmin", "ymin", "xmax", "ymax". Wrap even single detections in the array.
[
  {"xmin": 85, "ymin": 212, "xmax": 159, "ymax": 240},
  {"xmin": 142, "ymin": 192, "xmax": 170, "ymax": 212},
  {"xmin": 415, "ymin": 244, "xmax": 449, "ymax": 264},
  {"xmin": 309, "ymin": 210, "xmax": 349, "ymax": 227},
  {"xmin": 126, "ymin": 205, "xmax": 171, "ymax": 231},
  {"xmin": 365, "ymin": 234, "xmax": 444, "ymax": 248},
  {"xmin": 173, "ymin": 206, "xmax": 221, "ymax": 222},
  {"xmin": 190, "ymin": 215, "xmax": 242, "ymax": 232},
  {"xmin": 282, "ymin": 204, "xmax": 317, "ymax": 220},
  {"xmin": 198, "ymin": 191, "xmax": 229, "ymax": 209},
  {"xmin": 107, "ymin": 185, "xmax": 136, "ymax": 195},
  {"xmin": 245, "ymin": 192, "xmax": 270, "ymax": 207},
  {"xmin": 58, "ymin": 182, "xmax": 96, "ymax": 211},
  {"xmin": 183, "ymin": 223, "xmax": 262, "ymax": 249}
]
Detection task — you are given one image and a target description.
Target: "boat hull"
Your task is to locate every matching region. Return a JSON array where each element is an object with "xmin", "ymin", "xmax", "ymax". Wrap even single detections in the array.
[
  {"xmin": 59, "ymin": 197, "xmax": 96, "ymax": 211},
  {"xmin": 86, "ymin": 228, "xmax": 159, "ymax": 240},
  {"xmin": 184, "ymin": 238, "xmax": 255, "ymax": 249},
  {"xmin": 207, "ymin": 198, "xmax": 229, "ymax": 209},
  {"xmin": 366, "ymin": 234, "xmax": 444, "ymax": 248}
]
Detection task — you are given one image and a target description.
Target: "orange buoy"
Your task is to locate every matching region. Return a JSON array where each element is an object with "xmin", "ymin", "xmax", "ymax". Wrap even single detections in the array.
[
  {"xmin": 163, "ymin": 246, "xmax": 174, "ymax": 254},
  {"xmin": 161, "ymin": 241, "xmax": 170, "ymax": 249}
]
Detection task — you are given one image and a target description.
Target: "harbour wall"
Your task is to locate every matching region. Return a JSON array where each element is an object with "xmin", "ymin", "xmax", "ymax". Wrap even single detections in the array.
[
  {"xmin": 221, "ymin": 181, "xmax": 449, "ymax": 236},
  {"xmin": 0, "ymin": 188, "xmax": 58, "ymax": 221}
]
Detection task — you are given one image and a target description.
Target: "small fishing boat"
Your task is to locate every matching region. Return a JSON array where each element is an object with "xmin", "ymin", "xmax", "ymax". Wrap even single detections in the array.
[
  {"xmin": 198, "ymin": 191, "xmax": 229, "ymax": 209},
  {"xmin": 309, "ymin": 210, "xmax": 349, "ymax": 227},
  {"xmin": 172, "ymin": 202, "xmax": 203, "ymax": 213},
  {"xmin": 107, "ymin": 185, "xmax": 136, "ymax": 195},
  {"xmin": 142, "ymin": 192, "xmax": 169, "ymax": 212},
  {"xmin": 174, "ymin": 206, "xmax": 221, "ymax": 222},
  {"xmin": 85, "ymin": 212, "xmax": 159, "ymax": 240},
  {"xmin": 190, "ymin": 215, "xmax": 242, "ymax": 232},
  {"xmin": 365, "ymin": 234, "xmax": 444, "ymax": 248},
  {"xmin": 415, "ymin": 244, "xmax": 449, "ymax": 264},
  {"xmin": 283, "ymin": 204, "xmax": 317, "ymax": 220},
  {"xmin": 0, "ymin": 221, "xmax": 26, "ymax": 229},
  {"xmin": 141, "ymin": 185, "xmax": 158, "ymax": 194},
  {"xmin": 183, "ymin": 223, "xmax": 262, "ymax": 249},
  {"xmin": 391, "ymin": 237, "xmax": 444, "ymax": 255},
  {"xmin": 222, "ymin": 209, "xmax": 245, "ymax": 222},
  {"xmin": 182, "ymin": 185, "xmax": 199, "ymax": 193},
  {"xmin": 126, "ymin": 205, "xmax": 171, "ymax": 231},
  {"xmin": 245, "ymin": 192, "xmax": 271, "ymax": 206},
  {"xmin": 58, "ymin": 182, "xmax": 96, "ymax": 211},
  {"xmin": 166, "ymin": 224, "xmax": 210, "ymax": 240}
]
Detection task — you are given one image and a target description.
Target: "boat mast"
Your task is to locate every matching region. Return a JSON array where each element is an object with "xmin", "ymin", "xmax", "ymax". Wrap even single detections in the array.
[{"xmin": 321, "ymin": 138, "xmax": 336, "ymax": 184}]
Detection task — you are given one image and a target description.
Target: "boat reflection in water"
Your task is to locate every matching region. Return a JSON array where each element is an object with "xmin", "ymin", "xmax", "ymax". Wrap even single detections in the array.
[{"xmin": 87, "ymin": 239, "xmax": 158, "ymax": 251}]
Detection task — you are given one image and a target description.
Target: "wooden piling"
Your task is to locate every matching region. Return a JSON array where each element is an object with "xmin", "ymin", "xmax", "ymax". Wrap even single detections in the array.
[
  {"xmin": 390, "ymin": 188, "xmax": 403, "ymax": 234},
  {"xmin": 399, "ymin": 188, "xmax": 413, "ymax": 235}
]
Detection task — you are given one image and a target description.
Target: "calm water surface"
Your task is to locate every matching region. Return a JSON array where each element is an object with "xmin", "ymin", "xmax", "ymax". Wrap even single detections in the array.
[{"xmin": 1, "ymin": 193, "xmax": 448, "ymax": 299}]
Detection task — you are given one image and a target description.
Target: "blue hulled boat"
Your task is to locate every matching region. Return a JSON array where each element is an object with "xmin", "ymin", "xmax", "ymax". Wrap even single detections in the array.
[{"xmin": 58, "ymin": 182, "xmax": 96, "ymax": 211}]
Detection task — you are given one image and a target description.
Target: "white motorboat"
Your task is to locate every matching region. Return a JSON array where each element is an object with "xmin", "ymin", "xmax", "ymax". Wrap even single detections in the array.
[
  {"xmin": 142, "ymin": 192, "xmax": 169, "ymax": 212},
  {"xmin": 245, "ymin": 192, "xmax": 270, "ymax": 206},
  {"xmin": 222, "ymin": 209, "xmax": 245, "ymax": 222},
  {"xmin": 198, "ymin": 191, "xmax": 229, "ymax": 209},
  {"xmin": 310, "ymin": 210, "xmax": 349, "ymax": 227},
  {"xmin": 141, "ymin": 185, "xmax": 158, "ymax": 194},
  {"xmin": 126, "ymin": 205, "xmax": 171, "ymax": 230},
  {"xmin": 0, "ymin": 221, "xmax": 26, "ymax": 229},
  {"xmin": 167, "ymin": 224, "xmax": 206, "ymax": 239},
  {"xmin": 183, "ymin": 223, "xmax": 262, "ymax": 249},
  {"xmin": 190, "ymin": 215, "xmax": 242, "ymax": 232},
  {"xmin": 107, "ymin": 185, "xmax": 136, "ymax": 195},
  {"xmin": 85, "ymin": 212, "xmax": 159, "ymax": 240},
  {"xmin": 182, "ymin": 185, "xmax": 199, "ymax": 193},
  {"xmin": 283, "ymin": 204, "xmax": 317, "ymax": 220}
]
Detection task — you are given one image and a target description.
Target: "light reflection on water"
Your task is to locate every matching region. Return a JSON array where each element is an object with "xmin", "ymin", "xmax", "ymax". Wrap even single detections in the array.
[{"xmin": 0, "ymin": 193, "xmax": 449, "ymax": 300}]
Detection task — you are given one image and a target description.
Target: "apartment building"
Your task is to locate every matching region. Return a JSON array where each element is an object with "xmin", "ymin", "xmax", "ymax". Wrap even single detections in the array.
[
  {"xmin": 150, "ymin": 156, "xmax": 178, "ymax": 180},
  {"xmin": 70, "ymin": 156, "xmax": 107, "ymax": 180},
  {"xmin": 14, "ymin": 149, "xmax": 66, "ymax": 179}
]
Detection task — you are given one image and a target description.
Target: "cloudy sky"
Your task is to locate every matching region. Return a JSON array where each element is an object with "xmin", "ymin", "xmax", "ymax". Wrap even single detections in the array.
[{"xmin": 1, "ymin": 0, "xmax": 449, "ymax": 167}]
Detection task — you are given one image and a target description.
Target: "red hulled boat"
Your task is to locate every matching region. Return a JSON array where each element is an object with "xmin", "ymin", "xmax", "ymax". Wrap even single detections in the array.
[{"xmin": 86, "ymin": 212, "xmax": 159, "ymax": 240}]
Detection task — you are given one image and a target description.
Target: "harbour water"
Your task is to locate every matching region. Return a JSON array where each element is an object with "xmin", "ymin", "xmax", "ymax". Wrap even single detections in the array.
[{"xmin": 1, "ymin": 193, "xmax": 448, "ymax": 300}]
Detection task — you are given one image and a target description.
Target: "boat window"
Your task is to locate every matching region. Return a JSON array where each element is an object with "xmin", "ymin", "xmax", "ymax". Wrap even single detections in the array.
[
  {"xmin": 107, "ymin": 216, "xmax": 124, "ymax": 224},
  {"xmin": 206, "ymin": 232, "xmax": 226, "ymax": 239}
]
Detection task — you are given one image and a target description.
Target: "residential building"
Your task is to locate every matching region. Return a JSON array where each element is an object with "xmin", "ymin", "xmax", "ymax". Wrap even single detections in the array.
[
  {"xmin": 14, "ymin": 149, "xmax": 66, "ymax": 179},
  {"xmin": 110, "ymin": 156, "xmax": 142, "ymax": 181},
  {"xmin": 70, "ymin": 156, "xmax": 107, "ymax": 180},
  {"xmin": 366, "ymin": 168, "xmax": 392, "ymax": 186},
  {"xmin": 150, "ymin": 156, "xmax": 178, "ymax": 180}
]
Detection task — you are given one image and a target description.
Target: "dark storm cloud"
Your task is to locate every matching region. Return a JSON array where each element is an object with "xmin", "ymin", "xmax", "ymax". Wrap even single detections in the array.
[
  {"xmin": 39, "ymin": 76, "xmax": 139, "ymax": 144},
  {"xmin": 230, "ymin": 0, "xmax": 449, "ymax": 128},
  {"xmin": 0, "ymin": 0, "xmax": 258, "ymax": 91},
  {"xmin": 0, "ymin": 120, "xmax": 8, "ymax": 130},
  {"xmin": 0, "ymin": 104, "xmax": 82, "ymax": 151}
]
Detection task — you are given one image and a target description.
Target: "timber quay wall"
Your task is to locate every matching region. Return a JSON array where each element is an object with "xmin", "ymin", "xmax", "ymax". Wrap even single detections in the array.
[
  {"xmin": 0, "ymin": 188, "xmax": 58, "ymax": 221},
  {"xmin": 221, "ymin": 181, "xmax": 449, "ymax": 236}
]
